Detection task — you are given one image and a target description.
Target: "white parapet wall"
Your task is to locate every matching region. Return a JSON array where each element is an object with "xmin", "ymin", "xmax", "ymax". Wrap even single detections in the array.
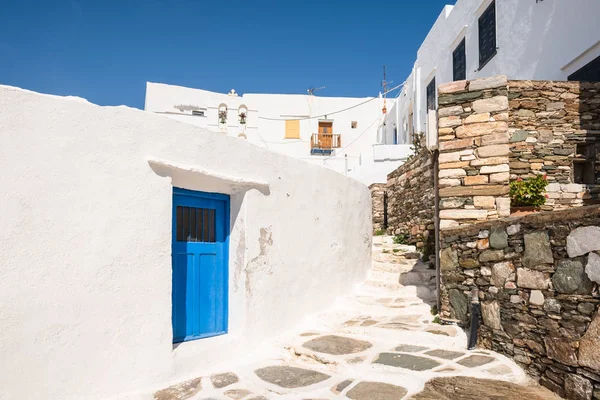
[{"xmin": 0, "ymin": 85, "xmax": 372, "ymax": 400}]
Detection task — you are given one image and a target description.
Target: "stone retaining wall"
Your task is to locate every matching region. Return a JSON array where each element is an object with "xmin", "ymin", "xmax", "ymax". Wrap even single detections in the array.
[
  {"xmin": 436, "ymin": 76, "xmax": 511, "ymax": 229},
  {"xmin": 440, "ymin": 205, "xmax": 600, "ymax": 400},
  {"xmin": 508, "ymin": 80, "xmax": 600, "ymax": 210},
  {"xmin": 385, "ymin": 140, "xmax": 434, "ymax": 250},
  {"xmin": 369, "ymin": 183, "xmax": 385, "ymax": 232}
]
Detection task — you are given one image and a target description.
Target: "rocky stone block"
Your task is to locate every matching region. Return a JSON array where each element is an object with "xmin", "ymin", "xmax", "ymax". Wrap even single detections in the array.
[
  {"xmin": 490, "ymin": 172, "xmax": 510, "ymax": 183},
  {"xmin": 586, "ymin": 252, "xmax": 600, "ymax": 284},
  {"xmin": 579, "ymin": 314, "xmax": 600, "ymax": 372},
  {"xmin": 523, "ymin": 231, "xmax": 554, "ymax": 268},
  {"xmin": 439, "ymin": 80, "xmax": 468, "ymax": 94},
  {"xmin": 464, "ymin": 175, "xmax": 489, "ymax": 185},
  {"xmin": 439, "ymin": 209, "xmax": 488, "ymax": 220},
  {"xmin": 480, "ymin": 164, "xmax": 510, "ymax": 174},
  {"xmin": 544, "ymin": 299, "xmax": 562, "ymax": 314},
  {"xmin": 477, "ymin": 144, "xmax": 510, "ymax": 158},
  {"xmin": 439, "ymin": 105, "xmax": 464, "ymax": 117},
  {"xmin": 469, "ymin": 75, "xmax": 508, "ymax": 91},
  {"xmin": 507, "ymin": 224, "xmax": 521, "ymax": 235},
  {"xmin": 464, "ymin": 112, "xmax": 491, "ymax": 124},
  {"xmin": 565, "ymin": 374, "xmax": 593, "ymax": 400},
  {"xmin": 439, "ymin": 116, "xmax": 463, "ymax": 128},
  {"xmin": 439, "ymin": 185, "xmax": 509, "ymax": 197},
  {"xmin": 438, "ymin": 91, "xmax": 483, "ymax": 105},
  {"xmin": 491, "ymin": 261, "xmax": 514, "ymax": 287},
  {"xmin": 544, "ymin": 337, "xmax": 578, "ymax": 367},
  {"xmin": 440, "ymin": 247, "xmax": 458, "ymax": 271},
  {"xmin": 489, "ymin": 226, "xmax": 508, "ymax": 249},
  {"xmin": 517, "ymin": 269, "xmax": 551, "ymax": 290},
  {"xmin": 482, "ymin": 301, "xmax": 502, "ymax": 330},
  {"xmin": 440, "ymin": 198, "xmax": 468, "ymax": 209},
  {"xmin": 456, "ymin": 121, "xmax": 508, "ymax": 138},
  {"xmin": 479, "ymin": 250, "xmax": 504, "ymax": 262},
  {"xmin": 448, "ymin": 289, "xmax": 468, "ymax": 323},
  {"xmin": 439, "ymin": 168, "xmax": 467, "ymax": 179},
  {"xmin": 567, "ymin": 226, "xmax": 600, "ymax": 257},
  {"xmin": 496, "ymin": 197, "xmax": 511, "ymax": 217},
  {"xmin": 346, "ymin": 381, "xmax": 408, "ymax": 400},
  {"xmin": 529, "ymin": 290, "xmax": 545, "ymax": 306},
  {"xmin": 439, "ymin": 138, "xmax": 474, "ymax": 151},
  {"xmin": 474, "ymin": 196, "xmax": 496, "ymax": 209},
  {"xmin": 439, "ymin": 151, "xmax": 462, "ymax": 164},
  {"xmin": 553, "ymin": 259, "xmax": 594, "ymax": 294},
  {"xmin": 471, "ymin": 156, "xmax": 509, "ymax": 166},
  {"xmin": 472, "ymin": 96, "xmax": 509, "ymax": 113},
  {"xmin": 460, "ymin": 258, "xmax": 480, "ymax": 268},
  {"xmin": 510, "ymin": 130, "xmax": 530, "ymax": 143},
  {"xmin": 480, "ymin": 131, "xmax": 511, "ymax": 146}
]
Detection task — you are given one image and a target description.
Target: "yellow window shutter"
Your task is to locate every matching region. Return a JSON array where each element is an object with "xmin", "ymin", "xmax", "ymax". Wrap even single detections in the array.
[{"xmin": 285, "ymin": 120, "xmax": 300, "ymax": 139}]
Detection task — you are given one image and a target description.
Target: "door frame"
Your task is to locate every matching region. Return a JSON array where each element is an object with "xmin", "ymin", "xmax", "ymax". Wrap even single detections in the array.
[{"xmin": 171, "ymin": 187, "xmax": 230, "ymax": 342}]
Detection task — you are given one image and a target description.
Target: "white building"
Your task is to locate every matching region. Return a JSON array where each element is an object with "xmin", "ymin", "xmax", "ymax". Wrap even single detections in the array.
[
  {"xmin": 0, "ymin": 85, "xmax": 371, "ymax": 400},
  {"xmin": 145, "ymin": 83, "xmax": 413, "ymax": 185},
  {"xmin": 383, "ymin": 0, "xmax": 600, "ymax": 148}
]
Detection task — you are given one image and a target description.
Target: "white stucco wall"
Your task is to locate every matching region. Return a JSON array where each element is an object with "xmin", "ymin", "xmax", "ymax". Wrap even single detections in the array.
[
  {"xmin": 145, "ymin": 82, "xmax": 403, "ymax": 185},
  {"xmin": 0, "ymin": 85, "xmax": 372, "ymax": 400},
  {"xmin": 384, "ymin": 0, "xmax": 600, "ymax": 145}
]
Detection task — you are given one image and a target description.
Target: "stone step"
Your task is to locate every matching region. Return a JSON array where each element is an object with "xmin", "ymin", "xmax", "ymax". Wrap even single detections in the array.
[
  {"xmin": 364, "ymin": 280, "xmax": 403, "ymax": 291},
  {"xmin": 371, "ymin": 262, "xmax": 409, "ymax": 273},
  {"xmin": 372, "ymin": 252, "xmax": 412, "ymax": 263},
  {"xmin": 367, "ymin": 269, "xmax": 401, "ymax": 283}
]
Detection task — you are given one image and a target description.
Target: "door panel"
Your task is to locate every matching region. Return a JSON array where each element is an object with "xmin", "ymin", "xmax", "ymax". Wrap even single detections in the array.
[{"xmin": 172, "ymin": 188, "xmax": 229, "ymax": 343}]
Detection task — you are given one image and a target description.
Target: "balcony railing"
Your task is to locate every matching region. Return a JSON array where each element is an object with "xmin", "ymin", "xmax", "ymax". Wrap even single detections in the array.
[{"xmin": 310, "ymin": 133, "xmax": 341, "ymax": 155}]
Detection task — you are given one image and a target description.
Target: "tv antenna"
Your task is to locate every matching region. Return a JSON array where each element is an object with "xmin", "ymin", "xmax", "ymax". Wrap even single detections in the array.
[{"xmin": 307, "ymin": 86, "xmax": 326, "ymax": 96}]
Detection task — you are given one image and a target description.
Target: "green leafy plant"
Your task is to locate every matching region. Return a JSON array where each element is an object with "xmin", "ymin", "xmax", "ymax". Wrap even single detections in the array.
[
  {"xmin": 393, "ymin": 234, "xmax": 410, "ymax": 245},
  {"xmin": 374, "ymin": 229, "xmax": 386, "ymax": 236},
  {"xmin": 407, "ymin": 132, "xmax": 425, "ymax": 161},
  {"xmin": 432, "ymin": 316, "xmax": 441, "ymax": 324},
  {"xmin": 382, "ymin": 249, "xmax": 389, "ymax": 254},
  {"xmin": 430, "ymin": 304, "xmax": 438, "ymax": 316},
  {"xmin": 509, "ymin": 175, "xmax": 549, "ymax": 207},
  {"xmin": 392, "ymin": 248, "xmax": 404, "ymax": 253}
]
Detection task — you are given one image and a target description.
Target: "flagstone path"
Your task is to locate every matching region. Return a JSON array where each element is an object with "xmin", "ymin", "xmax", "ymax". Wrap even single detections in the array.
[{"xmin": 154, "ymin": 236, "xmax": 559, "ymax": 400}]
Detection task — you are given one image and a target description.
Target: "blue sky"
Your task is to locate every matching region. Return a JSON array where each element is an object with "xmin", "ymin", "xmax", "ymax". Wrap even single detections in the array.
[{"xmin": 0, "ymin": 0, "xmax": 453, "ymax": 109}]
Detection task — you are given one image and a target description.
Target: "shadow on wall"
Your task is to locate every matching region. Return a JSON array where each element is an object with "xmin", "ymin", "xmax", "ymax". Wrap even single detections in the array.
[{"xmin": 577, "ymin": 81, "xmax": 600, "ymax": 194}]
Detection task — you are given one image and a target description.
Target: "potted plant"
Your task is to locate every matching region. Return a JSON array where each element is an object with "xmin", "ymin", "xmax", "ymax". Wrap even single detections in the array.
[
  {"xmin": 509, "ymin": 174, "xmax": 549, "ymax": 215},
  {"xmin": 239, "ymin": 111, "xmax": 247, "ymax": 125},
  {"xmin": 218, "ymin": 109, "xmax": 228, "ymax": 125}
]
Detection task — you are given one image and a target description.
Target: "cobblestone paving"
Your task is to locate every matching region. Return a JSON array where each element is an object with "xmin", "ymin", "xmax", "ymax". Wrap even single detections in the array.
[{"xmin": 154, "ymin": 236, "xmax": 558, "ymax": 400}]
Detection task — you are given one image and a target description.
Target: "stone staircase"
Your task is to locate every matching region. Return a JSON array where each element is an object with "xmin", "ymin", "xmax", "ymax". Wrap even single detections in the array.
[{"xmin": 368, "ymin": 235, "xmax": 437, "ymax": 303}]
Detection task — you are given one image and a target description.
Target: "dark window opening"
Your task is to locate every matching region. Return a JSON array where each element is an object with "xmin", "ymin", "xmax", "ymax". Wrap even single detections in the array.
[
  {"xmin": 453, "ymin": 38, "xmax": 467, "ymax": 81},
  {"xmin": 192, "ymin": 110, "xmax": 205, "ymax": 117},
  {"xmin": 351, "ymin": 121, "xmax": 357, "ymax": 129},
  {"xmin": 478, "ymin": 1, "xmax": 497, "ymax": 70},
  {"xmin": 568, "ymin": 55, "xmax": 600, "ymax": 82},
  {"xmin": 426, "ymin": 77, "xmax": 436, "ymax": 111},
  {"xmin": 176, "ymin": 206, "xmax": 216, "ymax": 242},
  {"xmin": 573, "ymin": 143, "xmax": 596, "ymax": 184}
]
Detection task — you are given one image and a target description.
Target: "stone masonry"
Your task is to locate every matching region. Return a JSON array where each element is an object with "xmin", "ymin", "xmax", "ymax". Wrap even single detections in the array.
[
  {"xmin": 440, "ymin": 205, "xmax": 600, "ymax": 400},
  {"xmin": 385, "ymin": 138, "xmax": 434, "ymax": 250},
  {"xmin": 369, "ymin": 183, "xmax": 385, "ymax": 232},
  {"xmin": 437, "ymin": 76, "xmax": 511, "ymax": 229},
  {"xmin": 508, "ymin": 80, "xmax": 600, "ymax": 209}
]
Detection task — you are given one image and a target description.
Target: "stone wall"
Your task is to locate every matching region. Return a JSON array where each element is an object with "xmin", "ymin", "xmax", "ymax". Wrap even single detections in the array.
[
  {"xmin": 385, "ymin": 140, "xmax": 434, "ymax": 250},
  {"xmin": 508, "ymin": 80, "xmax": 600, "ymax": 210},
  {"xmin": 440, "ymin": 205, "xmax": 600, "ymax": 400},
  {"xmin": 436, "ymin": 76, "xmax": 511, "ymax": 229},
  {"xmin": 369, "ymin": 183, "xmax": 385, "ymax": 232}
]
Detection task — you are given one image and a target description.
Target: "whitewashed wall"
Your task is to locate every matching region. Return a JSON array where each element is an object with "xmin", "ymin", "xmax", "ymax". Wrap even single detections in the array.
[
  {"xmin": 0, "ymin": 85, "xmax": 372, "ymax": 400},
  {"xmin": 385, "ymin": 0, "xmax": 600, "ymax": 145},
  {"xmin": 145, "ymin": 82, "xmax": 405, "ymax": 185}
]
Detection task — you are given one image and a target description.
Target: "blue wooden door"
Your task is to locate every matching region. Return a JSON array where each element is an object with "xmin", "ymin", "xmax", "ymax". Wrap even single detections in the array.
[{"xmin": 172, "ymin": 188, "xmax": 229, "ymax": 343}]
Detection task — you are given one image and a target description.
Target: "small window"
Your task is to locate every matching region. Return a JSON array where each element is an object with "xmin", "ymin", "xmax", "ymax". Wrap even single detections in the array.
[
  {"xmin": 175, "ymin": 206, "xmax": 216, "ymax": 243},
  {"xmin": 453, "ymin": 38, "xmax": 466, "ymax": 81},
  {"xmin": 192, "ymin": 110, "xmax": 205, "ymax": 117},
  {"xmin": 351, "ymin": 121, "xmax": 358, "ymax": 129},
  {"xmin": 574, "ymin": 144, "xmax": 596, "ymax": 184},
  {"xmin": 479, "ymin": 1, "xmax": 497, "ymax": 69},
  {"xmin": 426, "ymin": 77, "xmax": 436, "ymax": 111},
  {"xmin": 285, "ymin": 120, "xmax": 300, "ymax": 139}
]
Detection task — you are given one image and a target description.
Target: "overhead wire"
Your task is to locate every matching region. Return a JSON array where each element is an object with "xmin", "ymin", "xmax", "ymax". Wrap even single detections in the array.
[{"xmin": 257, "ymin": 82, "xmax": 405, "ymax": 121}]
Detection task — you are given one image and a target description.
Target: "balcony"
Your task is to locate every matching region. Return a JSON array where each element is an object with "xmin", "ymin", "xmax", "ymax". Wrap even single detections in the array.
[{"xmin": 310, "ymin": 133, "xmax": 341, "ymax": 155}]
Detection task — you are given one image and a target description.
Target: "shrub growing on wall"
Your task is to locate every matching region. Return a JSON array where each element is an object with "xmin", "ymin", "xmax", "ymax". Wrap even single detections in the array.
[{"xmin": 509, "ymin": 175, "xmax": 549, "ymax": 207}]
